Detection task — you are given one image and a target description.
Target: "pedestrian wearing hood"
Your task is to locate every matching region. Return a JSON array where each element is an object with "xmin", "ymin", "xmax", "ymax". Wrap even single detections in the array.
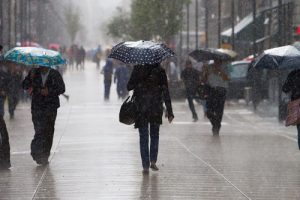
[
  {"xmin": 127, "ymin": 64, "xmax": 174, "ymax": 173},
  {"xmin": 282, "ymin": 69, "xmax": 300, "ymax": 149},
  {"xmin": 22, "ymin": 66, "xmax": 65, "ymax": 165}
]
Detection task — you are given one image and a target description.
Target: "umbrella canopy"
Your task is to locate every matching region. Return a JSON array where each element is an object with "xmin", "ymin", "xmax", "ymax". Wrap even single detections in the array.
[
  {"xmin": 189, "ymin": 48, "xmax": 233, "ymax": 62},
  {"xmin": 217, "ymin": 48, "xmax": 238, "ymax": 59},
  {"xmin": 253, "ymin": 45, "xmax": 300, "ymax": 70},
  {"xmin": 108, "ymin": 40, "xmax": 175, "ymax": 65},
  {"xmin": 293, "ymin": 42, "xmax": 300, "ymax": 51},
  {"xmin": 4, "ymin": 47, "xmax": 66, "ymax": 67}
]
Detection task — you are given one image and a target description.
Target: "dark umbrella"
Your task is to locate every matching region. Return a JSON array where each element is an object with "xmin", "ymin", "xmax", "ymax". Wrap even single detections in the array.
[
  {"xmin": 108, "ymin": 40, "xmax": 175, "ymax": 65},
  {"xmin": 189, "ymin": 48, "xmax": 232, "ymax": 62},
  {"xmin": 253, "ymin": 45, "xmax": 300, "ymax": 70}
]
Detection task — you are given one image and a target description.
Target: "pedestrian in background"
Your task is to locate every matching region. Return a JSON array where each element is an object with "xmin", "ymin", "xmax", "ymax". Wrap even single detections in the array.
[
  {"xmin": 22, "ymin": 66, "xmax": 65, "ymax": 165},
  {"xmin": 101, "ymin": 58, "xmax": 114, "ymax": 100},
  {"xmin": 181, "ymin": 59, "xmax": 201, "ymax": 122},
  {"xmin": 7, "ymin": 65, "xmax": 22, "ymax": 119},
  {"xmin": 114, "ymin": 64, "xmax": 129, "ymax": 99},
  {"xmin": 282, "ymin": 69, "xmax": 300, "ymax": 149},
  {"xmin": 0, "ymin": 45, "xmax": 3, "ymax": 60},
  {"xmin": 93, "ymin": 45, "xmax": 102, "ymax": 69},
  {"xmin": 79, "ymin": 46, "xmax": 86, "ymax": 70},
  {"xmin": 127, "ymin": 64, "xmax": 174, "ymax": 173},
  {"xmin": 0, "ymin": 60, "xmax": 11, "ymax": 169},
  {"xmin": 203, "ymin": 59, "xmax": 229, "ymax": 135}
]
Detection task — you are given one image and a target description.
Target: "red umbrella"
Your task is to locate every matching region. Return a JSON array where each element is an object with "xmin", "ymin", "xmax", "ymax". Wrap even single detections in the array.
[
  {"xmin": 21, "ymin": 41, "xmax": 41, "ymax": 47},
  {"xmin": 48, "ymin": 43, "xmax": 60, "ymax": 51}
]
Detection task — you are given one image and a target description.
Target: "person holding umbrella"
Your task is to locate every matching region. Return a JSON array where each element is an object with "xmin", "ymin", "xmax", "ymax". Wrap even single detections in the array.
[
  {"xmin": 251, "ymin": 45, "xmax": 300, "ymax": 148},
  {"xmin": 282, "ymin": 69, "xmax": 300, "ymax": 149},
  {"xmin": 189, "ymin": 48, "xmax": 232, "ymax": 135},
  {"xmin": 202, "ymin": 59, "xmax": 229, "ymax": 135},
  {"xmin": 109, "ymin": 40, "xmax": 174, "ymax": 173},
  {"xmin": 22, "ymin": 65, "xmax": 65, "ymax": 165},
  {"xmin": 5, "ymin": 47, "xmax": 66, "ymax": 165}
]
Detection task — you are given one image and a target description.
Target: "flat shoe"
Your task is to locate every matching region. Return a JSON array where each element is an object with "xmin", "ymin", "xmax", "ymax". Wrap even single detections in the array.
[
  {"xmin": 142, "ymin": 168, "xmax": 149, "ymax": 175},
  {"xmin": 150, "ymin": 164, "xmax": 159, "ymax": 171}
]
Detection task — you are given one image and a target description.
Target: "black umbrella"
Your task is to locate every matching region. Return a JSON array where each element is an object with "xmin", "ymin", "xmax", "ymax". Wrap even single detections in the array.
[
  {"xmin": 189, "ymin": 48, "xmax": 232, "ymax": 62},
  {"xmin": 108, "ymin": 40, "xmax": 175, "ymax": 65},
  {"xmin": 253, "ymin": 45, "xmax": 300, "ymax": 70}
]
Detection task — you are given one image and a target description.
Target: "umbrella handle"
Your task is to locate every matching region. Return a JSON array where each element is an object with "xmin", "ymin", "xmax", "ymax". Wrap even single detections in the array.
[{"xmin": 62, "ymin": 94, "xmax": 69, "ymax": 101}]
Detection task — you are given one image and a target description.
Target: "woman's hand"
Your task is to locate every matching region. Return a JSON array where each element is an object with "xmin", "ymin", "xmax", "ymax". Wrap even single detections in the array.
[{"xmin": 167, "ymin": 115, "xmax": 174, "ymax": 123}]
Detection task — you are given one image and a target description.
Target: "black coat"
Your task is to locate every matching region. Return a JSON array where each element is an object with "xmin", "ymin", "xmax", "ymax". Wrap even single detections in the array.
[
  {"xmin": 127, "ymin": 65, "xmax": 174, "ymax": 128},
  {"xmin": 181, "ymin": 67, "xmax": 201, "ymax": 95},
  {"xmin": 0, "ymin": 70, "xmax": 9, "ymax": 97},
  {"xmin": 22, "ymin": 68, "xmax": 65, "ymax": 111},
  {"xmin": 282, "ymin": 69, "xmax": 300, "ymax": 101}
]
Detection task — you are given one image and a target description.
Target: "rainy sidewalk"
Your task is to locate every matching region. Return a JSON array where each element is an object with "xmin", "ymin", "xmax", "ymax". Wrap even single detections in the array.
[{"xmin": 1, "ymin": 62, "xmax": 300, "ymax": 200}]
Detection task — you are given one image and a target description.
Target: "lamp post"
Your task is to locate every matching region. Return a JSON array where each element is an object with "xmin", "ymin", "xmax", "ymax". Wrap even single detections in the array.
[
  {"xmin": 231, "ymin": 0, "xmax": 235, "ymax": 50},
  {"xmin": 0, "ymin": 0, "xmax": 3, "ymax": 45},
  {"xmin": 218, "ymin": 0, "xmax": 221, "ymax": 48},
  {"xmin": 195, "ymin": 0, "xmax": 199, "ymax": 49},
  {"xmin": 8, "ymin": 0, "xmax": 11, "ymax": 48},
  {"xmin": 186, "ymin": 2, "xmax": 190, "ymax": 53},
  {"xmin": 252, "ymin": 0, "xmax": 257, "ymax": 57},
  {"xmin": 278, "ymin": 0, "xmax": 282, "ymax": 46},
  {"xmin": 205, "ymin": 0, "xmax": 208, "ymax": 48},
  {"xmin": 28, "ymin": 0, "xmax": 31, "ymax": 41}
]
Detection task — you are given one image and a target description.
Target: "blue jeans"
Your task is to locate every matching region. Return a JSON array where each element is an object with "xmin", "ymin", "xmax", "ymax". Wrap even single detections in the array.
[
  {"xmin": 297, "ymin": 125, "xmax": 300, "ymax": 150},
  {"xmin": 138, "ymin": 123, "xmax": 160, "ymax": 169},
  {"xmin": 104, "ymin": 81, "xmax": 111, "ymax": 100}
]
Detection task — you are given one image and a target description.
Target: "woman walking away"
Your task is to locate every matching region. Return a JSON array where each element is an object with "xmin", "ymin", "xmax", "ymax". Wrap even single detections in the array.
[
  {"xmin": 127, "ymin": 64, "xmax": 174, "ymax": 174},
  {"xmin": 203, "ymin": 59, "xmax": 229, "ymax": 135},
  {"xmin": 181, "ymin": 59, "xmax": 201, "ymax": 122},
  {"xmin": 282, "ymin": 69, "xmax": 300, "ymax": 149}
]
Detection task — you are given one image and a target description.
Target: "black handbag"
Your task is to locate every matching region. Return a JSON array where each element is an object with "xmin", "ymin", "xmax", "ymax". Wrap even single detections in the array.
[
  {"xmin": 197, "ymin": 83, "xmax": 211, "ymax": 100},
  {"xmin": 119, "ymin": 95, "xmax": 137, "ymax": 125}
]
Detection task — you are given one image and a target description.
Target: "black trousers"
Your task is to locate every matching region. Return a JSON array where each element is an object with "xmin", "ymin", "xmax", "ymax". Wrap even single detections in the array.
[
  {"xmin": 206, "ymin": 87, "xmax": 226, "ymax": 130},
  {"xmin": 31, "ymin": 109, "xmax": 57, "ymax": 161},
  {"xmin": 186, "ymin": 88, "xmax": 198, "ymax": 119},
  {"xmin": 0, "ymin": 117, "xmax": 10, "ymax": 167},
  {"xmin": 8, "ymin": 93, "xmax": 19, "ymax": 117}
]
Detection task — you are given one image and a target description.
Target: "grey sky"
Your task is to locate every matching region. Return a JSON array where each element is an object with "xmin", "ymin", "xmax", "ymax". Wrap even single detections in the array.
[{"xmin": 69, "ymin": 0, "xmax": 131, "ymax": 48}]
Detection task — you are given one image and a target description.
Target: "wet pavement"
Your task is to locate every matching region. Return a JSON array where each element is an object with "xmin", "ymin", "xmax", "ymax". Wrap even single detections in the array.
[{"xmin": 1, "ymin": 62, "xmax": 300, "ymax": 200}]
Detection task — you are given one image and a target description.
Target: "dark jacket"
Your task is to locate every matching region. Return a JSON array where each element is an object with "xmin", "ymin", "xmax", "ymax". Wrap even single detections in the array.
[
  {"xmin": 181, "ymin": 67, "xmax": 201, "ymax": 92},
  {"xmin": 102, "ymin": 59, "xmax": 113, "ymax": 82},
  {"xmin": 282, "ymin": 69, "xmax": 300, "ymax": 101},
  {"xmin": 22, "ymin": 68, "xmax": 65, "ymax": 111},
  {"xmin": 127, "ymin": 65, "xmax": 174, "ymax": 128},
  {"xmin": 7, "ymin": 72, "xmax": 22, "ymax": 96},
  {"xmin": 114, "ymin": 65, "xmax": 129, "ymax": 87},
  {"xmin": 0, "ymin": 70, "xmax": 9, "ymax": 98}
]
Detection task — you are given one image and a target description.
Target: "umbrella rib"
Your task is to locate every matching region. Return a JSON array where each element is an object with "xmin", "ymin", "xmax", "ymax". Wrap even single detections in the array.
[
  {"xmin": 271, "ymin": 56, "xmax": 279, "ymax": 67},
  {"xmin": 29, "ymin": 53, "xmax": 35, "ymax": 66}
]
